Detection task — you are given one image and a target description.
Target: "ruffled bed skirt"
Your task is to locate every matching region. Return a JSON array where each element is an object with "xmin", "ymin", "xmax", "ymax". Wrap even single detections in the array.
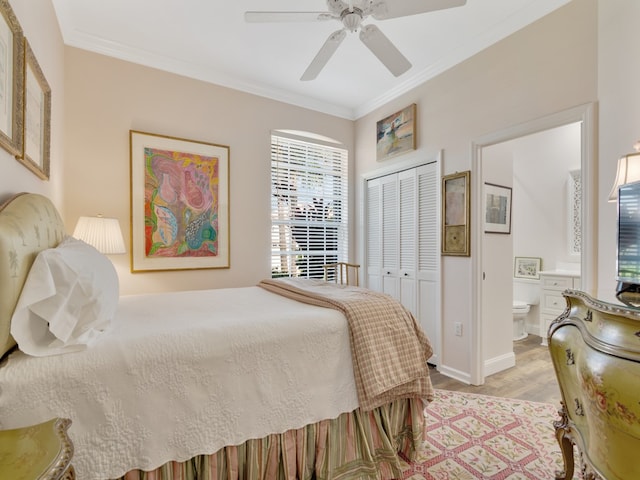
[{"xmin": 117, "ymin": 397, "xmax": 426, "ymax": 480}]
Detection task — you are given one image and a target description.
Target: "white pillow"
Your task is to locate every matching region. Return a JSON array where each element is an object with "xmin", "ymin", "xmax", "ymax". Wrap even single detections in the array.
[{"xmin": 10, "ymin": 236, "xmax": 119, "ymax": 356}]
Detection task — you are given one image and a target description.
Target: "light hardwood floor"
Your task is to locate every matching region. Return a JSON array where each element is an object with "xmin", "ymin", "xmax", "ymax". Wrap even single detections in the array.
[{"xmin": 429, "ymin": 334, "xmax": 563, "ymax": 405}]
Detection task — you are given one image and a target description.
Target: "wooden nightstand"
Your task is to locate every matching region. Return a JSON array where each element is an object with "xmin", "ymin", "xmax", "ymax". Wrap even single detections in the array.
[{"xmin": 0, "ymin": 417, "xmax": 74, "ymax": 479}]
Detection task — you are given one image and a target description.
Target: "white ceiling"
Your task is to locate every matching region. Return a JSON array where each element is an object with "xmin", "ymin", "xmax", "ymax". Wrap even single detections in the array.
[{"xmin": 51, "ymin": 0, "xmax": 570, "ymax": 120}]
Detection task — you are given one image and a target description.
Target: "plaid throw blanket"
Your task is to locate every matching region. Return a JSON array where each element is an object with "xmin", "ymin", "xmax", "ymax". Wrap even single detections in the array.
[{"xmin": 258, "ymin": 278, "xmax": 434, "ymax": 411}]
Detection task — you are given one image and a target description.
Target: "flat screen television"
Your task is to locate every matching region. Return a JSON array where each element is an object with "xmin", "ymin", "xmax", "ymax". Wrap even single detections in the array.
[{"xmin": 616, "ymin": 180, "xmax": 640, "ymax": 306}]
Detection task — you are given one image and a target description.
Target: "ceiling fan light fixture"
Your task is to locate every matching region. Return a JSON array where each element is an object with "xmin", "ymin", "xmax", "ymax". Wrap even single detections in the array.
[
  {"xmin": 341, "ymin": 9, "xmax": 362, "ymax": 32},
  {"xmin": 246, "ymin": 0, "xmax": 467, "ymax": 79}
]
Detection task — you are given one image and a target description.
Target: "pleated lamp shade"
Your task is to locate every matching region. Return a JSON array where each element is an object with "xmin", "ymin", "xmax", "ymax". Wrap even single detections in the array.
[
  {"xmin": 73, "ymin": 215, "xmax": 126, "ymax": 254},
  {"xmin": 609, "ymin": 148, "xmax": 640, "ymax": 202}
]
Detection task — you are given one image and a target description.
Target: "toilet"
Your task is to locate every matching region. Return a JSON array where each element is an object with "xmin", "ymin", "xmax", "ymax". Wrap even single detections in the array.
[{"xmin": 513, "ymin": 280, "xmax": 540, "ymax": 341}]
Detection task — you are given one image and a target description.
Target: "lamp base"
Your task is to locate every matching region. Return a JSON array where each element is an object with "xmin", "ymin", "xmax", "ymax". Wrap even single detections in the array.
[{"xmin": 615, "ymin": 282, "xmax": 640, "ymax": 308}]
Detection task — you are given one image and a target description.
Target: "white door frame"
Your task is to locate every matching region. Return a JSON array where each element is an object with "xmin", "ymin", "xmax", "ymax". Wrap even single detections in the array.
[{"xmin": 470, "ymin": 103, "xmax": 597, "ymax": 385}]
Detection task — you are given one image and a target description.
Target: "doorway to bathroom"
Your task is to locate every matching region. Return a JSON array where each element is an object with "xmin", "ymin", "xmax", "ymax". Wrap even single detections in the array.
[{"xmin": 470, "ymin": 103, "xmax": 597, "ymax": 385}]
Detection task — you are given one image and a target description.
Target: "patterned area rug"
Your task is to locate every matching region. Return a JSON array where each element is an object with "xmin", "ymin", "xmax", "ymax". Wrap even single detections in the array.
[{"xmin": 398, "ymin": 389, "xmax": 579, "ymax": 479}]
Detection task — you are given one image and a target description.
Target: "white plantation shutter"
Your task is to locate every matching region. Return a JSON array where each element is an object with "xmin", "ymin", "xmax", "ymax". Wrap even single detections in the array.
[{"xmin": 271, "ymin": 134, "xmax": 348, "ymax": 279}]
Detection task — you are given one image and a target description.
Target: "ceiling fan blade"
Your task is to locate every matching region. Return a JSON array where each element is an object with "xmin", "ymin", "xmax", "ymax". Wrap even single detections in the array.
[
  {"xmin": 301, "ymin": 29, "xmax": 347, "ymax": 81},
  {"xmin": 372, "ymin": 0, "xmax": 466, "ymax": 20},
  {"xmin": 245, "ymin": 11, "xmax": 331, "ymax": 23},
  {"xmin": 359, "ymin": 24, "xmax": 411, "ymax": 77}
]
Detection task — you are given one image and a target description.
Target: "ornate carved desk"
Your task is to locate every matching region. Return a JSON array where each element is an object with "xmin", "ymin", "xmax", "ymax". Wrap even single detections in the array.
[{"xmin": 548, "ymin": 290, "xmax": 640, "ymax": 480}]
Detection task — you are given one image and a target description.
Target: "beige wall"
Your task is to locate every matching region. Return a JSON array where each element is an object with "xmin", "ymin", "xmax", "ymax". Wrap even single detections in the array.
[
  {"xmin": 6, "ymin": 0, "xmax": 638, "ymax": 383},
  {"xmin": 63, "ymin": 48, "xmax": 354, "ymax": 295},
  {"xmin": 0, "ymin": 0, "xmax": 64, "ymax": 209},
  {"xmin": 354, "ymin": 0, "xmax": 598, "ymax": 377},
  {"xmin": 597, "ymin": 0, "xmax": 640, "ymax": 302}
]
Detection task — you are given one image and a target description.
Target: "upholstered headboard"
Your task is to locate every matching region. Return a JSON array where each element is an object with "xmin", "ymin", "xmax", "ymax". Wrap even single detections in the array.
[{"xmin": 0, "ymin": 193, "xmax": 65, "ymax": 357}]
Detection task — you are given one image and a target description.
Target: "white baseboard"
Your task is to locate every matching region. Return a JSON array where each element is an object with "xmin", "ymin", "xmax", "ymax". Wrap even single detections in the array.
[
  {"xmin": 436, "ymin": 364, "xmax": 472, "ymax": 385},
  {"xmin": 484, "ymin": 351, "xmax": 516, "ymax": 377}
]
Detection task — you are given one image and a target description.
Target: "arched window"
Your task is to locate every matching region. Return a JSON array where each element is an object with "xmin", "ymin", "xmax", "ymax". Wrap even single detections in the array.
[{"xmin": 270, "ymin": 131, "xmax": 348, "ymax": 279}]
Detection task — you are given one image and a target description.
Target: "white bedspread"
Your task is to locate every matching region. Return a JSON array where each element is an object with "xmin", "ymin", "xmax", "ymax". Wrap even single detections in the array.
[{"xmin": 0, "ymin": 287, "xmax": 358, "ymax": 480}]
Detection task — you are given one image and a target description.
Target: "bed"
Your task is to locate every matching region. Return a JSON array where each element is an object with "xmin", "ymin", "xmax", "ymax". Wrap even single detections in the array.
[{"xmin": 0, "ymin": 192, "xmax": 434, "ymax": 480}]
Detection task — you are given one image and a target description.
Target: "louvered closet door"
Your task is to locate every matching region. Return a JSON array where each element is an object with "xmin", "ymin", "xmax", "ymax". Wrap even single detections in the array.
[
  {"xmin": 399, "ymin": 169, "xmax": 417, "ymax": 314},
  {"xmin": 381, "ymin": 174, "xmax": 399, "ymax": 299},
  {"xmin": 365, "ymin": 161, "xmax": 440, "ymax": 364},
  {"xmin": 366, "ymin": 173, "xmax": 399, "ymax": 299},
  {"xmin": 416, "ymin": 162, "xmax": 441, "ymax": 365},
  {"xmin": 366, "ymin": 178, "xmax": 382, "ymax": 292}
]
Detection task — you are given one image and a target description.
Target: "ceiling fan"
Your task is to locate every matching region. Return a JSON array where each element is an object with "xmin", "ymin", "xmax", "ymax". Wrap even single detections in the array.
[{"xmin": 245, "ymin": 0, "xmax": 467, "ymax": 81}]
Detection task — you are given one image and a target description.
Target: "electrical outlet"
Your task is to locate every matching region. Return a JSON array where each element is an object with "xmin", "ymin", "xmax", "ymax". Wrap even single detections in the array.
[{"xmin": 455, "ymin": 322, "xmax": 463, "ymax": 336}]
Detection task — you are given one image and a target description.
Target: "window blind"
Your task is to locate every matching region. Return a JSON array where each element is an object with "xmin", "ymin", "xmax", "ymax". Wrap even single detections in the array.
[{"xmin": 271, "ymin": 134, "xmax": 348, "ymax": 279}]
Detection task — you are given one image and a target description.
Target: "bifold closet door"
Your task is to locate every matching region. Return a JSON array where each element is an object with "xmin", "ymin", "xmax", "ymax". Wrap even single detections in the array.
[
  {"xmin": 399, "ymin": 169, "xmax": 417, "ymax": 315},
  {"xmin": 365, "ymin": 161, "xmax": 440, "ymax": 364},
  {"xmin": 416, "ymin": 162, "xmax": 441, "ymax": 365},
  {"xmin": 366, "ymin": 173, "xmax": 399, "ymax": 296}
]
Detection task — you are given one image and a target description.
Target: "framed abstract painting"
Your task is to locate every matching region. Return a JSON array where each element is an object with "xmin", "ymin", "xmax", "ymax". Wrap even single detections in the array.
[{"xmin": 130, "ymin": 130, "xmax": 230, "ymax": 272}]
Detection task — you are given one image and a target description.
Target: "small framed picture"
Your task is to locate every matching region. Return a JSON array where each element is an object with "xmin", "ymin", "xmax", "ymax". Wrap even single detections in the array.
[
  {"xmin": 20, "ymin": 38, "xmax": 51, "ymax": 180},
  {"xmin": 441, "ymin": 170, "xmax": 470, "ymax": 256},
  {"xmin": 484, "ymin": 183, "xmax": 512, "ymax": 234},
  {"xmin": 376, "ymin": 103, "xmax": 416, "ymax": 161},
  {"xmin": 0, "ymin": 0, "xmax": 24, "ymax": 157},
  {"xmin": 514, "ymin": 257, "xmax": 542, "ymax": 280}
]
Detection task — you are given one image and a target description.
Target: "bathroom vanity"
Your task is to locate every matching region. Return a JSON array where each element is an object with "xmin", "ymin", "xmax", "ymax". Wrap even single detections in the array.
[
  {"xmin": 539, "ymin": 270, "xmax": 581, "ymax": 346},
  {"xmin": 548, "ymin": 290, "xmax": 640, "ymax": 480}
]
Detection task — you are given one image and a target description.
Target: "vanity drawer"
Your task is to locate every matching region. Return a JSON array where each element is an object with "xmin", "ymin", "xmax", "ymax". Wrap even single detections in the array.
[
  {"xmin": 540, "ymin": 276, "xmax": 575, "ymax": 290},
  {"xmin": 539, "ymin": 272, "xmax": 580, "ymax": 347},
  {"xmin": 541, "ymin": 291, "xmax": 567, "ymax": 312}
]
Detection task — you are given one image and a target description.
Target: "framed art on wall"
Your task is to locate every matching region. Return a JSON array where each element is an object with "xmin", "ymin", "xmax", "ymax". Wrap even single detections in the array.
[
  {"xmin": 484, "ymin": 183, "xmax": 512, "ymax": 234},
  {"xmin": 376, "ymin": 103, "xmax": 416, "ymax": 161},
  {"xmin": 130, "ymin": 130, "xmax": 230, "ymax": 272},
  {"xmin": 442, "ymin": 170, "xmax": 470, "ymax": 256},
  {"xmin": 0, "ymin": 0, "xmax": 23, "ymax": 157},
  {"xmin": 18, "ymin": 38, "xmax": 50, "ymax": 180},
  {"xmin": 514, "ymin": 257, "xmax": 542, "ymax": 280}
]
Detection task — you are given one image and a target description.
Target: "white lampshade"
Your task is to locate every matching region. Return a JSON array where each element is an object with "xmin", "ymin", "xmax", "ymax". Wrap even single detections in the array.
[
  {"xmin": 609, "ymin": 151, "xmax": 640, "ymax": 202},
  {"xmin": 73, "ymin": 215, "xmax": 126, "ymax": 254}
]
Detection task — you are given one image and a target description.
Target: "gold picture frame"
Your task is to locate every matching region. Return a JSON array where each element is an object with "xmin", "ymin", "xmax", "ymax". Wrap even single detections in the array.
[
  {"xmin": 0, "ymin": 0, "xmax": 24, "ymax": 157},
  {"xmin": 376, "ymin": 103, "xmax": 416, "ymax": 161},
  {"xmin": 442, "ymin": 171, "xmax": 470, "ymax": 256},
  {"xmin": 130, "ymin": 130, "xmax": 230, "ymax": 272},
  {"xmin": 19, "ymin": 38, "xmax": 51, "ymax": 180}
]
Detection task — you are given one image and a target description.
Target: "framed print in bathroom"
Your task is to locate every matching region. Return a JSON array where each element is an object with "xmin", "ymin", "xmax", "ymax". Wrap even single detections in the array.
[
  {"xmin": 130, "ymin": 130, "xmax": 230, "ymax": 272},
  {"xmin": 19, "ymin": 39, "xmax": 51, "ymax": 180},
  {"xmin": 376, "ymin": 103, "xmax": 416, "ymax": 161},
  {"xmin": 484, "ymin": 183, "xmax": 512, "ymax": 234},
  {"xmin": 0, "ymin": 0, "xmax": 24, "ymax": 157},
  {"xmin": 441, "ymin": 170, "xmax": 470, "ymax": 256},
  {"xmin": 514, "ymin": 257, "xmax": 542, "ymax": 280}
]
